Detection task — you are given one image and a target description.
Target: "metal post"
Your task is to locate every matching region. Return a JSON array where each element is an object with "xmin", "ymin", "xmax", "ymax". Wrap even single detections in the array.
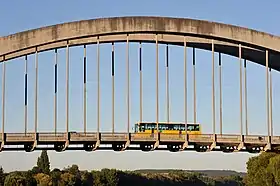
[
  {"xmin": 126, "ymin": 35, "xmax": 130, "ymax": 134},
  {"xmin": 83, "ymin": 45, "xmax": 87, "ymax": 133},
  {"xmin": 24, "ymin": 55, "xmax": 28, "ymax": 135},
  {"xmin": 66, "ymin": 44, "xmax": 69, "ymax": 134},
  {"xmin": 244, "ymin": 59, "xmax": 248, "ymax": 136},
  {"xmin": 54, "ymin": 49, "xmax": 58, "ymax": 135},
  {"xmin": 97, "ymin": 37, "xmax": 100, "ymax": 134},
  {"xmin": 139, "ymin": 42, "xmax": 143, "ymax": 124},
  {"xmin": 193, "ymin": 48, "xmax": 197, "ymax": 124},
  {"xmin": 35, "ymin": 50, "xmax": 38, "ymax": 134},
  {"xmin": 166, "ymin": 44, "xmax": 170, "ymax": 123},
  {"xmin": 266, "ymin": 50, "xmax": 270, "ymax": 138},
  {"xmin": 156, "ymin": 34, "xmax": 159, "ymax": 136},
  {"xmin": 219, "ymin": 53, "xmax": 223, "ymax": 135},
  {"xmin": 239, "ymin": 44, "xmax": 243, "ymax": 136},
  {"xmin": 212, "ymin": 40, "xmax": 216, "ymax": 135},
  {"xmin": 184, "ymin": 37, "xmax": 187, "ymax": 135},
  {"xmin": 1, "ymin": 61, "xmax": 5, "ymax": 142},
  {"xmin": 112, "ymin": 42, "xmax": 115, "ymax": 133},
  {"xmin": 269, "ymin": 67, "xmax": 273, "ymax": 137}
]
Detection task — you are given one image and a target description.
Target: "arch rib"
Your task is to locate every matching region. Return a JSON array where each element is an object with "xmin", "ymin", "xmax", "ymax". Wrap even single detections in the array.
[{"xmin": 1, "ymin": 17, "xmax": 280, "ymax": 71}]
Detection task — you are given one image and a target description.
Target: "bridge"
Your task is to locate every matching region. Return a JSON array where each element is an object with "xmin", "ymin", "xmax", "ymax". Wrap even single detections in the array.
[{"xmin": 0, "ymin": 16, "xmax": 279, "ymax": 153}]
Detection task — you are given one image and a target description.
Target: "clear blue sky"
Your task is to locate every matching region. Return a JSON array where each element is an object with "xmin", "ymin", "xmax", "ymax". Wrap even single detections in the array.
[{"xmin": 0, "ymin": 0, "xmax": 279, "ymax": 172}]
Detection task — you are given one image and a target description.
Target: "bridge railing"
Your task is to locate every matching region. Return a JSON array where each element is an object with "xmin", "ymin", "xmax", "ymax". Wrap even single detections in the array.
[
  {"xmin": 216, "ymin": 134, "xmax": 240, "ymax": 143},
  {"xmin": 131, "ymin": 133, "xmax": 157, "ymax": 141},
  {"xmin": 272, "ymin": 136, "xmax": 280, "ymax": 144},
  {"xmin": 1, "ymin": 132, "xmax": 279, "ymax": 146},
  {"xmin": 5, "ymin": 133, "xmax": 35, "ymax": 142},
  {"xmin": 38, "ymin": 132, "xmax": 66, "ymax": 142},
  {"xmin": 101, "ymin": 132, "xmax": 128, "ymax": 141},
  {"xmin": 69, "ymin": 132, "xmax": 98, "ymax": 142}
]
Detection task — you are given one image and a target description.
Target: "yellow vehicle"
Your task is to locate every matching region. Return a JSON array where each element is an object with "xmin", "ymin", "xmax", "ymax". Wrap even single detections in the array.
[{"xmin": 133, "ymin": 122, "xmax": 201, "ymax": 135}]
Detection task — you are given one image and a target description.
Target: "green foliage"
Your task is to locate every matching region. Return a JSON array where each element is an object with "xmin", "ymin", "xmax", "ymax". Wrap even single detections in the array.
[
  {"xmin": 37, "ymin": 150, "xmax": 50, "ymax": 175},
  {"xmin": 0, "ymin": 166, "xmax": 5, "ymax": 186},
  {"xmin": 246, "ymin": 152, "xmax": 279, "ymax": 186},
  {"xmin": 80, "ymin": 171, "xmax": 93, "ymax": 186},
  {"xmin": 50, "ymin": 168, "xmax": 61, "ymax": 186},
  {"xmin": 60, "ymin": 172, "xmax": 77, "ymax": 186},
  {"xmin": 63, "ymin": 164, "xmax": 82, "ymax": 185},
  {"xmin": 91, "ymin": 169, "xmax": 119, "ymax": 186},
  {"xmin": 30, "ymin": 166, "xmax": 41, "ymax": 176},
  {"xmin": 22, "ymin": 171, "xmax": 37, "ymax": 186},
  {"xmin": 0, "ymin": 150, "xmax": 248, "ymax": 186},
  {"xmin": 268, "ymin": 155, "xmax": 280, "ymax": 185},
  {"xmin": 34, "ymin": 173, "xmax": 52, "ymax": 186},
  {"xmin": 4, "ymin": 171, "xmax": 27, "ymax": 186},
  {"xmin": 1, "ymin": 167, "xmax": 245, "ymax": 186}
]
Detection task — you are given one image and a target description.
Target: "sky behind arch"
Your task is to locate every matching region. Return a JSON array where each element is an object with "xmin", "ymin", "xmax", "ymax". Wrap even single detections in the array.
[{"xmin": 0, "ymin": 0, "xmax": 279, "ymax": 172}]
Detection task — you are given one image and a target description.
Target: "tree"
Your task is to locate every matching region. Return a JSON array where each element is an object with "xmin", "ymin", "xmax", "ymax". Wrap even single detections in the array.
[
  {"xmin": 80, "ymin": 171, "xmax": 93, "ymax": 186},
  {"xmin": 22, "ymin": 171, "xmax": 37, "ymax": 186},
  {"xmin": 268, "ymin": 155, "xmax": 280, "ymax": 185},
  {"xmin": 30, "ymin": 166, "xmax": 41, "ymax": 175},
  {"xmin": 246, "ymin": 152, "xmax": 278, "ymax": 186},
  {"xmin": 51, "ymin": 169, "xmax": 61, "ymax": 186},
  {"xmin": 60, "ymin": 172, "xmax": 77, "ymax": 186},
  {"xmin": 37, "ymin": 150, "xmax": 50, "ymax": 174},
  {"xmin": 0, "ymin": 166, "xmax": 5, "ymax": 186},
  {"xmin": 4, "ymin": 171, "xmax": 27, "ymax": 186},
  {"xmin": 63, "ymin": 164, "xmax": 81, "ymax": 185},
  {"xmin": 64, "ymin": 164, "xmax": 80, "ymax": 177},
  {"xmin": 99, "ymin": 169, "xmax": 118, "ymax": 186},
  {"xmin": 34, "ymin": 173, "xmax": 52, "ymax": 186}
]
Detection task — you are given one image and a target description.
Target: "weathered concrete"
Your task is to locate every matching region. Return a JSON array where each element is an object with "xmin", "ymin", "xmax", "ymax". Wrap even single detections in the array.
[
  {"xmin": 1, "ymin": 132, "xmax": 280, "ymax": 153},
  {"xmin": 0, "ymin": 16, "xmax": 280, "ymax": 70}
]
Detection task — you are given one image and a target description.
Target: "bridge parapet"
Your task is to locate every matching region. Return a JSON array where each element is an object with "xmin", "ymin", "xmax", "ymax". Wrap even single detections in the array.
[
  {"xmin": 159, "ymin": 134, "xmax": 215, "ymax": 143},
  {"xmin": 189, "ymin": 134, "xmax": 213, "ymax": 143},
  {"xmin": 70, "ymin": 132, "xmax": 98, "ymax": 142},
  {"xmin": 159, "ymin": 134, "xmax": 185, "ymax": 142},
  {"xmin": 272, "ymin": 136, "xmax": 280, "ymax": 144},
  {"xmin": 130, "ymin": 133, "xmax": 157, "ymax": 142},
  {"xmin": 6, "ymin": 133, "xmax": 34, "ymax": 142},
  {"xmin": 244, "ymin": 135, "xmax": 267, "ymax": 144},
  {"xmin": 101, "ymin": 132, "xmax": 128, "ymax": 142},
  {"xmin": 38, "ymin": 132, "xmax": 66, "ymax": 142},
  {"xmin": 216, "ymin": 134, "xmax": 240, "ymax": 143}
]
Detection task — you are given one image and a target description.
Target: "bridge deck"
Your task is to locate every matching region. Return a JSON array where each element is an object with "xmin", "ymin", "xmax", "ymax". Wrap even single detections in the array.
[{"xmin": 0, "ymin": 132, "xmax": 279, "ymax": 153}]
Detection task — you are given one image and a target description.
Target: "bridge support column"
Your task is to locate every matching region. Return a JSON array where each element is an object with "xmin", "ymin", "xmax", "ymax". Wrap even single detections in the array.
[
  {"xmin": 121, "ymin": 133, "xmax": 131, "ymax": 151},
  {"xmin": 59, "ymin": 132, "xmax": 69, "ymax": 152},
  {"xmin": 31, "ymin": 133, "xmax": 37, "ymax": 152},
  {"xmin": 235, "ymin": 135, "xmax": 244, "ymax": 152},
  {"xmin": 24, "ymin": 133, "xmax": 37, "ymax": 152},
  {"xmin": 207, "ymin": 134, "xmax": 217, "ymax": 152},
  {"xmin": 180, "ymin": 134, "xmax": 188, "ymax": 151},
  {"xmin": 62, "ymin": 140, "xmax": 69, "ymax": 151},
  {"xmin": 152, "ymin": 133, "xmax": 160, "ymax": 150},
  {"xmin": 1, "ymin": 61, "xmax": 6, "ymax": 152},
  {"xmin": 0, "ymin": 140, "xmax": 4, "ymax": 152},
  {"xmin": 92, "ymin": 132, "xmax": 101, "ymax": 151},
  {"xmin": 264, "ymin": 136, "xmax": 272, "ymax": 152}
]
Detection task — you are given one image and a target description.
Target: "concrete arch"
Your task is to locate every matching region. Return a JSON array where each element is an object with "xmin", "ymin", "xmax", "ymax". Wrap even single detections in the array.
[{"xmin": 0, "ymin": 16, "xmax": 280, "ymax": 70}]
